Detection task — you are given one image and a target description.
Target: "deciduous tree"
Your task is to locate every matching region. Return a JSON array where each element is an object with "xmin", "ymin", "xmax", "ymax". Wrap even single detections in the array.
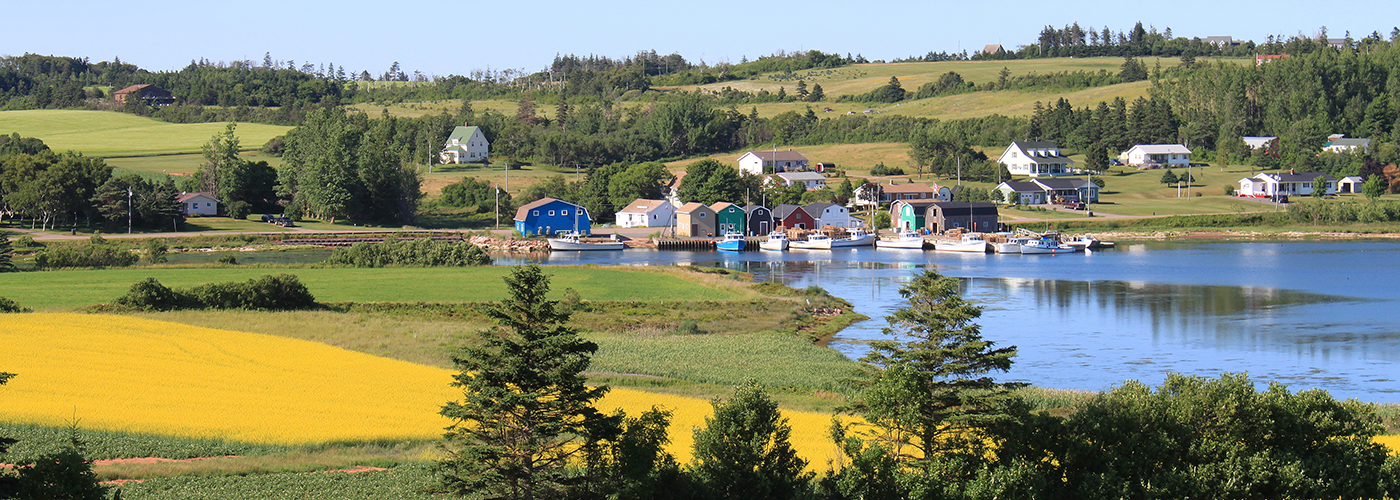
[{"xmin": 691, "ymin": 381, "xmax": 812, "ymax": 500}]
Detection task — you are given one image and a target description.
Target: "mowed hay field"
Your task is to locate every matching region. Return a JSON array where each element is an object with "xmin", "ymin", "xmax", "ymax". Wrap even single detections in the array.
[
  {"xmin": 0, "ymin": 313, "xmax": 844, "ymax": 467},
  {"xmin": 0, "ymin": 110, "xmax": 291, "ymax": 157},
  {"xmin": 0, "ymin": 266, "xmax": 747, "ymax": 311}
]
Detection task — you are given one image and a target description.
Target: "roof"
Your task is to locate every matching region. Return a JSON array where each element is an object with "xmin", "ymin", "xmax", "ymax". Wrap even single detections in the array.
[
  {"xmin": 1033, "ymin": 178, "xmax": 1090, "ymax": 190},
  {"xmin": 513, "ymin": 197, "xmax": 577, "ymax": 221},
  {"xmin": 617, "ymin": 199, "xmax": 668, "ymax": 214},
  {"xmin": 1128, "ymin": 144, "xmax": 1193, "ymax": 154},
  {"xmin": 710, "ymin": 202, "xmax": 738, "ymax": 212},
  {"xmin": 743, "ymin": 204, "xmax": 770, "ymax": 214},
  {"xmin": 447, "ymin": 126, "xmax": 483, "ymax": 143},
  {"xmin": 113, "ymin": 84, "xmax": 152, "ymax": 95},
  {"xmin": 741, "ymin": 150, "xmax": 808, "ymax": 162},
  {"xmin": 998, "ymin": 181, "xmax": 1042, "ymax": 193},
  {"xmin": 882, "ymin": 183, "xmax": 935, "ymax": 194},
  {"xmin": 777, "ymin": 172, "xmax": 827, "ymax": 182},
  {"xmin": 929, "ymin": 201, "xmax": 999, "ymax": 216},
  {"xmin": 176, "ymin": 192, "xmax": 218, "ymax": 203},
  {"xmin": 772, "ymin": 204, "xmax": 809, "ymax": 219},
  {"xmin": 1260, "ymin": 172, "xmax": 1336, "ymax": 183},
  {"xmin": 1007, "ymin": 141, "xmax": 1073, "ymax": 161},
  {"xmin": 1341, "ymin": 176, "xmax": 1365, "ymax": 182},
  {"xmin": 677, "ymin": 202, "xmax": 713, "ymax": 214},
  {"xmin": 804, "ymin": 202, "xmax": 839, "ymax": 215},
  {"xmin": 982, "ymin": 44, "xmax": 1005, "ymax": 54},
  {"xmin": 1325, "ymin": 138, "xmax": 1370, "ymax": 148}
]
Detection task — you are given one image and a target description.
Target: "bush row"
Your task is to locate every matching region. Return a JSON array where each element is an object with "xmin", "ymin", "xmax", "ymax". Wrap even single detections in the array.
[
  {"xmin": 112, "ymin": 274, "xmax": 316, "ymax": 311},
  {"xmin": 325, "ymin": 237, "xmax": 491, "ymax": 267},
  {"xmin": 33, "ymin": 243, "xmax": 138, "ymax": 269},
  {"xmin": 1288, "ymin": 200, "xmax": 1400, "ymax": 224}
]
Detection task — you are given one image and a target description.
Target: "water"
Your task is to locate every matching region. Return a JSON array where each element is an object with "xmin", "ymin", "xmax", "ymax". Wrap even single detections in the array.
[{"xmin": 499, "ymin": 242, "xmax": 1400, "ymax": 402}]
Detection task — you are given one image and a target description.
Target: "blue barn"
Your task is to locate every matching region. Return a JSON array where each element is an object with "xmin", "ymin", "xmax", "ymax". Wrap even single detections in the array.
[{"xmin": 514, "ymin": 197, "xmax": 592, "ymax": 236}]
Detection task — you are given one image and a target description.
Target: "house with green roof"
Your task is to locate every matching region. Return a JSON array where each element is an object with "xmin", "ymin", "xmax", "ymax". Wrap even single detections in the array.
[{"xmin": 439, "ymin": 124, "xmax": 489, "ymax": 164}]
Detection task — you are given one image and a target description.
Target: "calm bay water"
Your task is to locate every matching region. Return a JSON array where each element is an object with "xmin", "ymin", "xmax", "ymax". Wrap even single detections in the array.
[{"xmin": 499, "ymin": 241, "xmax": 1400, "ymax": 402}]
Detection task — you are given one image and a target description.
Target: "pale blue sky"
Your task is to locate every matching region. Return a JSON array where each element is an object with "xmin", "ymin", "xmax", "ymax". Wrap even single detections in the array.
[{"xmin": 5, "ymin": 0, "xmax": 1397, "ymax": 77}]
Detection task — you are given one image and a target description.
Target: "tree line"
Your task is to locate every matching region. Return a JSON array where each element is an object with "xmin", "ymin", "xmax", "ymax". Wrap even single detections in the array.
[{"xmin": 438, "ymin": 265, "xmax": 1400, "ymax": 500}]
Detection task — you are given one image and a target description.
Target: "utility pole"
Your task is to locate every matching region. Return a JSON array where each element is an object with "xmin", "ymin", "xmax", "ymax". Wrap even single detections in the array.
[
  {"xmin": 127, "ymin": 186, "xmax": 133, "ymax": 234},
  {"xmin": 495, "ymin": 185, "xmax": 500, "ymax": 228}
]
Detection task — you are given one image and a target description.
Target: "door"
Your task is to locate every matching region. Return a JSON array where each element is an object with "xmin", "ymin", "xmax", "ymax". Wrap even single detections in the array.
[
  {"xmin": 690, "ymin": 224, "xmax": 698, "ymax": 236},
  {"xmin": 760, "ymin": 221, "xmax": 769, "ymax": 235}
]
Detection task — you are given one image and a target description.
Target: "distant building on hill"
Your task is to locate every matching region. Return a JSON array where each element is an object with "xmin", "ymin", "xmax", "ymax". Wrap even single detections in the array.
[
  {"xmin": 982, "ymin": 44, "xmax": 1006, "ymax": 55},
  {"xmin": 113, "ymin": 84, "xmax": 175, "ymax": 106},
  {"xmin": 439, "ymin": 125, "xmax": 489, "ymax": 164}
]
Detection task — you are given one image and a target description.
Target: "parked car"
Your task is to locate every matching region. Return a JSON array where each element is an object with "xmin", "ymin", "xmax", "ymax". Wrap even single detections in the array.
[
  {"xmin": 1108, "ymin": 158, "xmax": 1123, "ymax": 166},
  {"xmin": 1063, "ymin": 201, "xmax": 1088, "ymax": 211}
]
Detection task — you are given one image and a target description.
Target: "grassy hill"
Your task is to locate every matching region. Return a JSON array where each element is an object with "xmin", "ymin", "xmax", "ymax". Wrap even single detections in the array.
[{"xmin": 0, "ymin": 110, "xmax": 291, "ymax": 157}]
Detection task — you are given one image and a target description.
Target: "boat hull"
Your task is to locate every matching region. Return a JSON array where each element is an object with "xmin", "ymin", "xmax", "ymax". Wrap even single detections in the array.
[
  {"xmin": 830, "ymin": 234, "xmax": 876, "ymax": 247},
  {"xmin": 993, "ymin": 242, "xmax": 1022, "ymax": 254},
  {"xmin": 935, "ymin": 241, "xmax": 988, "ymax": 253},
  {"xmin": 759, "ymin": 240, "xmax": 787, "ymax": 251},
  {"xmin": 877, "ymin": 238, "xmax": 927, "ymax": 249},
  {"xmin": 548, "ymin": 239, "xmax": 625, "ymax": 251},
  {"xmin": 716, "ymin": 240, "xmax": 746, "ymax": 251},
  {"xmin": 789, "ymin": 239, "xmax": 832, "ymax": 250}
]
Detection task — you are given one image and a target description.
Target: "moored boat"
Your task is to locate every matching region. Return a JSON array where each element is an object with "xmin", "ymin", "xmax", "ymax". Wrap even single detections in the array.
[
  {"xmin": 935, "ymin": 233, "xmax": 989, "ymax": 253},
  {"xmin": 830, "ymin": 228, "xmax": 876, "ymax": 248},
  {"xmin": 759, "ymin": 231, "xmax": 788, "ymax": 251},
  {"xmin": 876, "ymin": 229, "xmax": 928, "ymax": 249},
  {"xmin": 548, "ymin": 232, "xmax": 625, "ymax": 251},
  {"xmin": 1020, "ymin": 237, "xmax": 1072, "ymax": 255},
  {"xmin": 715, "ymin": 231, "xmax": 747, "ymax": 251},
  {"xmin": 993, "ymin": 236, "xmax": 1030, "ymax": 254},
  {"xmin": 789, "ymin": 233, "xmax": 833, "ymax": 250}
]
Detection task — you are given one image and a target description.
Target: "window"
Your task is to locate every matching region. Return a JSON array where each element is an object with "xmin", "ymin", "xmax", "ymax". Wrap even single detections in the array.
[
  {"xmin": 548, "ymin": 210, "xmax": 555, "ymax": 216},
  {"xmin": 561, "ymin": 210, "xmax": 569, "ymax": 216},
  {"xmin": 700, "ymin": 213, "xmax": 706, "ymax": 218},
  {"xmin": 533, "ymin": 210, "xmax": 539, "ymax": 216}
]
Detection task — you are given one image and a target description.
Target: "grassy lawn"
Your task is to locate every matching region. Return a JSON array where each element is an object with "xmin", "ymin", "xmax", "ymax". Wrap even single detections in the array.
[
  {"xmin": 0, "ymin": 110, "xmax": 291, "ymax": 157},
  {"xmin": 0, "ymin": 265, "xmax": 748, "ymax": 311}
]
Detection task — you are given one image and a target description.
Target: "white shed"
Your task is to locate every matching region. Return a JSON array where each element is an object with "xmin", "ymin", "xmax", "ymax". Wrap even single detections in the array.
[{"xmin": 177, "ymin": 192, "xmax": 220, "ymax": 216}]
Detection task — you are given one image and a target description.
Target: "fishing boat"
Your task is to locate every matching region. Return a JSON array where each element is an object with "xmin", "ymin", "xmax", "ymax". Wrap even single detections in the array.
[
  {"xmin": 993, "ymin": 236, "xmax": 1030, "ymax": 254},
  {"xmin": 830, "ymin": 227, "xmax": 876, "ymax": 248},
  {"xmin": 1019, "ymin": 237, "xmax": 1073, "ymax": 255},
  {"xmin": 876, "ymin": 229, "xmax": 928, "ymax": 250},
  {"xmin": 716, "ymin": 231, "xmax": 747, "ymax": 251},
  {"xmin": 759, "ymin": 231, "xmax": 788, "ymax": 251},
  {"xmin": 789, "ymin": 233, "xmax": 833, "ymax": 250},
  {"xmin": 548, "ymin": 231, "xmax": 625, "ymax": 251},
  {"xmin": 935, "ymin": 233, "xmax": 989, "ymax": 253}
]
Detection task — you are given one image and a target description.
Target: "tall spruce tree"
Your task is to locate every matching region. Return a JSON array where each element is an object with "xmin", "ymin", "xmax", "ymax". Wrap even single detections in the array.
[
  {"xmin": 0, "ymin": 234, "xmax": 15, "ymax": 272},
  {"xmin": 438, "ymin": 264, "xmax": 613, "ymax": 500},
  {"xmin": 853, "ymin": 270, "xmax": 1025, "ymax": 474}
]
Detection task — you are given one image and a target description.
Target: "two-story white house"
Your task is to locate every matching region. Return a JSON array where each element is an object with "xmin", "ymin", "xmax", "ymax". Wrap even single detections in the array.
[
  {"xmin": 738, "ymin": 150, "xmax": 809, "ymax": 175},
  {"xmin": 439, "ymin": 125, "xmax": 489, "ymax": 164},
  {"xmin": 1123, "ymin": 144, "xmax": 1192, "ymax": 167},
  {"xmin": 997, "ymin": 141, "xmax": 1076, "ymax": 177},
  {"xmin": 614, "ymin": 199, "xmax": 675, "ymax": 228}
]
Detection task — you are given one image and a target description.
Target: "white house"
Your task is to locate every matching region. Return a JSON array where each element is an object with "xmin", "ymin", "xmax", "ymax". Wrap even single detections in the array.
[
  {"xmin": 738, "ymin": 150, "xmax": 809, "ymax": 175},
  {"xmin": 1337, "ymin": 176, "xmax": 1365, "ymax": 194},
  {"xmin": 1032, "ymin": 178, "xmax": 1100, "ymax": 203},
  {"xmin": 804, "ymin": 202, "xmax": 858, "ymax": 228},
  {"xmin": 768, "ymin": 172, "xmax": 827, "ymax": 191},
  {"xmin": 1237, "ymin": 171, "xmax": 1336, "ymax": 198},
  {"xmin": 176, "ymin": 192, "xmax": 219, "ymax": 216},
  {"xmin": 1123, "ymin": 144, "xmax": 1192, "ymax": 167},
  {"xmin": 1242, "ymin": 136, "xmax": 1278, "ymax": 150},
  {"xmin": 614, "ymin": 199, "xmax": 675, "ymax": 228},
  {"xmin": 995, "ymin": 181, "xmax": 1047, "ymax": 205},
  {"xmin": 1323, "ymin": 137, "xmax": 1370, "ymax": 153},
  {"xmin": 997, "ymin": 141, "xmax": 1076, "ymax": 177},
  {"xmin": 439, "ymin": 125, "xmax": 489, "ymax": 164}
]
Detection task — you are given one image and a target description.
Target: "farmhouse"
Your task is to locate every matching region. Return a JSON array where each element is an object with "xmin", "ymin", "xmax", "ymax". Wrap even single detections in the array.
[
  {"xmin": 768, "ymin": 172, "xmax": 828, "ymax": 191},
  {"xmin": 711, "ymin": 202, "xmax": 747, "ymax": 234},
  {"xmin": 927, "ymin": 202, "xmax": 999, "ymax": 233},
  {"xmin": 676, "ymin": 202, "xmax": 717, "ymax": 237},
  {"xmin": 1123, "ymin": 144, "xmax": 1192, "ymax": 167},
  {"xmin": 737, "ymin": 150, "xmax": 809, "ymax": 175},
  {"xmin": 743, "ymin": 204, "xmax": 774, "ymax": 236},
  {"xmin": 1323, "ymin": 137, "xmax": 1370, "ymax": 153},
  {"xmin": 1236, "ymin": 171, "xmax": 1336, "ymax": 198},
  {"xmin": 176, "ymin": 192, "xmax": 219, "ymax": 216},
  {"xmin": 113, "ymin": 84, "xmax": 175, "ymax": 106},
  {"xmin": 514, "ymin": 198, "xmax": 591, "ymax": 236},
  {"xmin": 615, "ymin": 199, "xmax": 674, "ymax": 228},
  {"xmin": 997, "ymin": 141, "xmax": 1075, "ymax": 177},
  {"xmin": 439, "ymin": 125, "xmax": 489, "ymax": 164},
  {"xmin": 995, "ymin": 181, "xmax": 1047, "ymax": 205}
]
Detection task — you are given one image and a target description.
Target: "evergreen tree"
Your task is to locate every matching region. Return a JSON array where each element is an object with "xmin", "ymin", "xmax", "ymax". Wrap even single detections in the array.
[
  {"xmin": 0, "ymin": 234, "xmax": 15, "ymax": 272},
  {"xmin": 795, "ymin": 80, "xmax": 809, "ymax": 99},
  {"xmin": 438, "ymin": 264, "xmax": 613, "ymax": 500},
  {"xmin": 1160, "ymin": 169, "xmax": 1179, "ymax": 185},
  {"xmin": 808, "ymin": 83, "xmax": 824, "ymax": 102},
  {"xmin": 853, "ymin": 270, "xmax": 1025, "ymax": 472},
  {"xmin": 12, "ymin": 427, "xmax": 106, "ymax": 500},
  {"xmin": 691, "ymin": 382, "xmax": 812, "ymax": 500}
]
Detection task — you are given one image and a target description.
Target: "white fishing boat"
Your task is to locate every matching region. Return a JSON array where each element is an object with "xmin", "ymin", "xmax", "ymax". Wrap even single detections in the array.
[
  {"xmin": 935, "ymin": 233, "xmax": 989, "ymax": 253},
  {"xmin": 993, "ymin": 237, "xmax": 1030, "ymax": 254},
  {"xmin": 789, "ymin": 233, "xmax": 834, "ymax": 250},
  {"xmin": 548, "ymin": 231, "xmax": 625, "ymax": 251},
  {"xmin": 876, "ymin": 229, "xmax": 928, "ymax": 250},
  {"xmin": 759, "ymin": 231, "xmax": 788, "ymax": 251},
  {"xmin": 1020, "ymin": 237, "xmax": 1072, "ymax": 255},
  {"xmin": 830, "ymin": 228, "xmax": 876, "ymax": 248}
]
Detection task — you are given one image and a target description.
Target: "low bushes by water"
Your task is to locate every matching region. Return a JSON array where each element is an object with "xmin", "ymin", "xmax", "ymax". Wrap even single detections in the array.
[
  {"xmin": 325, "ymin": 237, "xmax": 490, "ymax": 267},
  {"xmin": 109, "ymin": 274, "xmax": 317, "ymax": 311},
  {"xmin": 1288, "ymin": 199, "xmax": 1400, "ymax": 224},
  {"xmin": 33, "ymin": 242, "xmax": 138, "ymax": 269}
]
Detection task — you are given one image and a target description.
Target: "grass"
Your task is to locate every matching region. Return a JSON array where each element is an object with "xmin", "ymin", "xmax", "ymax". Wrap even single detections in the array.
[
  {"xmin": 111, "ymin": 462, "xmax": 444, "ymax": 499},
  {"xmin": 0, "ymin": 110, "xmax": 291, "ymax": 157},
  {"xmin": 0, "ymin": 265, "xmax": 748, "ymax": 311},
  {"xmin": 105, "ymin": 151, "xmax": 284, "ymax": 175}
]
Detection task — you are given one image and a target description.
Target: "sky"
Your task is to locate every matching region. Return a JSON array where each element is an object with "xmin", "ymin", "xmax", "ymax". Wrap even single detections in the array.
[{"xmin": 6, "ymin": 0, "xmax": 1399, "ymax": 78}]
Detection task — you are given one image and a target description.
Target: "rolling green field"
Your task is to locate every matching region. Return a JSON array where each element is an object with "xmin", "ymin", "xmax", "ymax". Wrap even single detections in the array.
[
  {"xmin": 0, "ymin": 266, "xmax": 746, "ymax": 310},
  {"xmin": 106, "ymin": 151, "xmax": 284, "ymax": 175},
  {"xmin": 0, "ymin": 110, "xmax": 291, "ymax": 157}
]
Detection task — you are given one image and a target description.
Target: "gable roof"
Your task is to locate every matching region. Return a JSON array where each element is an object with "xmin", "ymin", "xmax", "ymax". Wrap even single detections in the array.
[
  {"xmin": 743, "ymin": 204, "xmax": 770, "ymax": 214},
  {"xmin": 998, "ymin": 181, "xmax": 1042, "ymax": 193},
  {"xmin": 114, "ymin": 84, "xmax": 153, "ymax": 95},
  {"xmin": 1325, "ymin": 138, "xmax": 1370, "ymax": 148},
  {"xmin": 677, "ymin": 202, "xmax": 713, "ymax": 214},
  {"xmin": 1128, "ymin": 144, "xmax": 1192, "ymax": 154},
  {"xmin": 804, "ymin": 202, "xmax": 839, "ymax": 215},
  {"xmin": 514, "ymin": 197, "xmax": 575, "ymax": 221},
  {"xmin": 772, "ymin": 204, "xmax": 809, "ymax": 219},
  {"xmin": 1264, "ymin": 172, "xmax": 1335, "ymax": 183},
  {"xmin": 741, "ymin": 150, "xmax": 808, "ymax": 162},
  {"xmin": 447, "ymin": 126, "xmax": 483, "ymax": 143},
  {"xmin": 618, "ymin": 199, "xmax": 668, "ymax": 214},
  {"xmin": 881, "ymin": 183, "xmax": 935, "ymax": 194},
  {"xmin": 1033, "ymin": 178, "xmax": 1090, "ymax": 190},
  {"xmin": 982, "ymin": 44, "xmax": 1005, "ymax": 54},
  {"xmin": 928, "ymin": 201, "xmax": 999, "ymax": 216},
  {"xmin": 1005, "ymin": 141, "xmax": 1073, "ymax": 162},
  {"xmin": 176, "ymin": 192, "xmax": 218, "ymax": 203},
  {"xmin": 777, "ymin": 172, "xmax": 827, "ymax": 182}
]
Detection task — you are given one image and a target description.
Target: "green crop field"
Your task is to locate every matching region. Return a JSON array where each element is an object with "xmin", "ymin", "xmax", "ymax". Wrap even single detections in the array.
[
  {"xmin": 0, "ymin": 266, "xmax": 746, "ymax": 310},
  {"xmin": 106, "ymin": 151, "xmax": 284, "ymax": 175},
  {"xmin": 0, "ymin": 110, "xmax": 291, "ymax": 157}
]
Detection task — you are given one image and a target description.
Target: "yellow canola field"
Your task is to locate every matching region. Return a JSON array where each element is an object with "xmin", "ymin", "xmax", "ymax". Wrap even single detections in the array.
[{"xmin": 0, "ymin": 314, "xmax": 841, "ymax": 467}]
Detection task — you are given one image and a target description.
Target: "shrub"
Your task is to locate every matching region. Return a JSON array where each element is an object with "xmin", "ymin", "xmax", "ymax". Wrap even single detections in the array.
[
  {"xmin": 217, "ymin": 255, "xmax": 238, "ymax": 265},
  {"xmin": 14, "ymin": 236, "xmax": 39, "ymax": 250},
  {"xmin": 113, "ymin": 275, "xmax": 316, "ymax": 311},
  {"xmin": 34, "ymin": 244, "xmax": 138, "ymax": 269},
  {"xmin": 326, "ymin": 237, "xmax": 491, "ymax": 267},
  {"xmin": 0, "ymin": 296, "xmax": 32, "ymax": 313},
  {"xmin": 145, "ymin": 239, "xmax": 168, "ymax": 264},
  {"xmin": 114, "ymin": 278, "xmax": 191, "ymax": 311},
  {"xmin": 225, "ymin": 201, "xmax": 251, "ymax": 220},
  {"xmin": 1223, "ymin": 185, "xmax": 1236, "ymax": 196}
]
